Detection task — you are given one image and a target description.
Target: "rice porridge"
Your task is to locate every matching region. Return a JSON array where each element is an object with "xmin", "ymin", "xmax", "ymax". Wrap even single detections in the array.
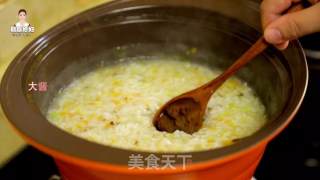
[{"xmin": 47, "ymin": 57, "xmax": 266, "ymax": 152}]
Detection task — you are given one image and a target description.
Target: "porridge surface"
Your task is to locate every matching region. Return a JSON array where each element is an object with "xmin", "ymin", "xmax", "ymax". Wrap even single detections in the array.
[{"xmin": 47, "ymin": 58, "xmax": 266, "ymax": 152}]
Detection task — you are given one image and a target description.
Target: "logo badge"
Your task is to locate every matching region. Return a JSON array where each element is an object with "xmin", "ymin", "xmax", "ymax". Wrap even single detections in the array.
[{"xmin": 10, "ymin": 9, "xmax": 35, "ymax": 36}]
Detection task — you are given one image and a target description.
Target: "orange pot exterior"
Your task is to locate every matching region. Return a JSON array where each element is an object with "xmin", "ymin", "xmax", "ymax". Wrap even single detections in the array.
[
  {"xmin": 53, "ymin": 143, "xmax": 265, "ymax": 180},
  {"xmin": 11, "ymin": 123, "xmax": 269, "ymax": 180}
]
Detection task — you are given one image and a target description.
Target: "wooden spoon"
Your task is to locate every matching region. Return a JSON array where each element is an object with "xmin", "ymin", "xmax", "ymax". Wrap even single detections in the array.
[{"xmin": 153, "ymin": 3, "xmax": 305, "ymax": 134}]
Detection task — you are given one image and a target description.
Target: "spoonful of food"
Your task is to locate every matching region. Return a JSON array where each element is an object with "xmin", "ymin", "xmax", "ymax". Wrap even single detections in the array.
[{"xmin": 153, "ymin": 3, "xmax": 305, "ymax": 134}]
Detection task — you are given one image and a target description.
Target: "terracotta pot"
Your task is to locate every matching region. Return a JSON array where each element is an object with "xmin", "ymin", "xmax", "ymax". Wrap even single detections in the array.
[{"xmin": 0, "ymin": 0, "xmax": 308, "ymax": 180}]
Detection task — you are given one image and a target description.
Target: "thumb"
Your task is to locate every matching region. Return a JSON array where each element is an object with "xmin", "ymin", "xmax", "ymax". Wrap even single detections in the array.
[{"xmin": 264, "ymin": 3, "xmax": 320, "ymax": 45}]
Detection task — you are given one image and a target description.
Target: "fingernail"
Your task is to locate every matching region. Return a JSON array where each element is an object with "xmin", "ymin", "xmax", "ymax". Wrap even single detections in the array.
[
  {"xmin": 264, "ymin": 28, "xmax": 283, "ymax": 44},
  {"xmin": 276, "ymin": 41, "xmax": 289, "ymax": 50}
]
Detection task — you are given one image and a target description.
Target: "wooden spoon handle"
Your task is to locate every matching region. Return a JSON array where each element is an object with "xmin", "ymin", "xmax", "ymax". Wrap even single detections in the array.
[
  {"xmin": 203, "ymin": 3, "xmax": 305, "ymax": 93},
  {"xmin": 215, "ymin": 37, "xmax": 268, "ymax": 83}
]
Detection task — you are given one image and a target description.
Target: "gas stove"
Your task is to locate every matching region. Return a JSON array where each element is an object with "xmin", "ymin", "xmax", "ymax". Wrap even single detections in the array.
[{"xmin": 0, "ymin": 34, "xmax": 319, "ymax": 180}]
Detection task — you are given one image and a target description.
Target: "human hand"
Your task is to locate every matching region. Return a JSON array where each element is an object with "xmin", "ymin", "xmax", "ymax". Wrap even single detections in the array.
[{"xmin": 261, "ymin": 0, "xmax": 320, "ymax": 49}]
